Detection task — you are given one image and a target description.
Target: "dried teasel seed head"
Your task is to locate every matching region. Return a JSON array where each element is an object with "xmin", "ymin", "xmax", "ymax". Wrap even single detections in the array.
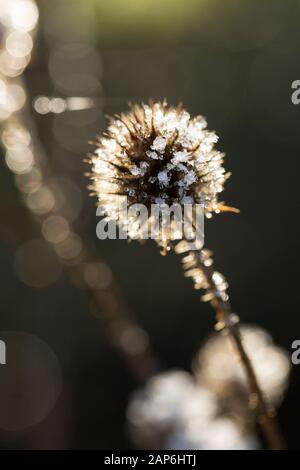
[{"xmin": 88, "ymin": 101, "xmax": 232, "ymax": 248}]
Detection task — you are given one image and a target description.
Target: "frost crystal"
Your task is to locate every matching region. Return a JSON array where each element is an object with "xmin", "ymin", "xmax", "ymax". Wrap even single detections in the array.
[
  {"xmin": 158, "ymin": 170, "xmax": 170, "ymax": 187},
  {"xmin": 130, "ymin": 165, "xmax": 140, "ymax": 176},
  {"xmin": 146, "ymin": 150, "xmax": 159, "ymax": 160},
  {"xmin": 152, "ymin": 136, "xmax": 167, "ymax": 153},
  {"xmin": 183, "ymin": 171, "xmax": 197, "ymax": 187},
  {"xmin": 171, "ymin": 151, "xmax": 191, "ymax": 165}
]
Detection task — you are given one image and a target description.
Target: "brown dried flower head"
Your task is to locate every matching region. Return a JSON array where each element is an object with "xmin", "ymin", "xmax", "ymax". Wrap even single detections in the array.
[{"xmin": 88, "ymin": 101, "xmax": 234, "ymax": 249}]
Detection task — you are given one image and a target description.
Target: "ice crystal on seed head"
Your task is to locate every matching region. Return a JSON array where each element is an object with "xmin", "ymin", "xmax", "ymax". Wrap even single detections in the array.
[{"xmin": 152, "ymin": 136, "xmax": 167, "ymax": 153}]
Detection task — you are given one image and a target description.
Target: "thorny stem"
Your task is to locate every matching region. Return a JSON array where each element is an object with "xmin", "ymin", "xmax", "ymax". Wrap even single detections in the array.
[{"xmin": 186, "ymin": 248, "xmax": 286, "ymax": 450}]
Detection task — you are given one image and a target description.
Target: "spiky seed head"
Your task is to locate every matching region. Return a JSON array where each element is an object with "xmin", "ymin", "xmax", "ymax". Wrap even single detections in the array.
[{"xmin": 88, "ymin": 101, "xmax": 231, "ymax": 250}]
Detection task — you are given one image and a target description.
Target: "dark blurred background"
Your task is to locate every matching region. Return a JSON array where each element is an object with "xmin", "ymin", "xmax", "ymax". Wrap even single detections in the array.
[{"xmin": 0, "ymin": 0, "xmax": 299, "ymax": 449}]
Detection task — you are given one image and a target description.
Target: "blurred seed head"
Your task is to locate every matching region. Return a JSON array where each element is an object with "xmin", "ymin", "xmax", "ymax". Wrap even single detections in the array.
[
  {"xmin": 194, "ymin": 325, "xmax": 291, "ymax": 407},
  {"xmin": 126, "ymin": 370, "xmax": 258, "ymax": 450}
]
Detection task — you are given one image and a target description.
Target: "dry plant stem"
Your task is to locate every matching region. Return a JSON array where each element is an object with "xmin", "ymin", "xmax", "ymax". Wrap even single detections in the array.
[{"xmin": 191, "ymin": 249, "xmax": 286, "ymax": 450}]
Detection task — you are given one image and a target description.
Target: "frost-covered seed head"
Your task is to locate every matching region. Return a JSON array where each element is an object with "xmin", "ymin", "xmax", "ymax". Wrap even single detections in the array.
[
  {"xmin": 89, "ymin": 101, "xmax": 229, "ymax": 207},
  {"xmin": 88, "ymin": 101, "xmax": 231, "ymax": 248}
]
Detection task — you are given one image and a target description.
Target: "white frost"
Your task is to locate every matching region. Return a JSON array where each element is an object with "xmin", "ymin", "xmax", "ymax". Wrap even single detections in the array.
[
  {"xmin": 151, "ymin": 136, "xmax": 167, "ymax": 153},
  {"xmin": 157, "ymin": 170, "xmax": 170, "ymax": 187}
]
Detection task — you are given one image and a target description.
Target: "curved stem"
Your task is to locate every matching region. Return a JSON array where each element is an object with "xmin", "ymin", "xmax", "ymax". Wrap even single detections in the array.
[{"xmin": 181, "ymin": 247, "xmax": 286, "ymax": 450}]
